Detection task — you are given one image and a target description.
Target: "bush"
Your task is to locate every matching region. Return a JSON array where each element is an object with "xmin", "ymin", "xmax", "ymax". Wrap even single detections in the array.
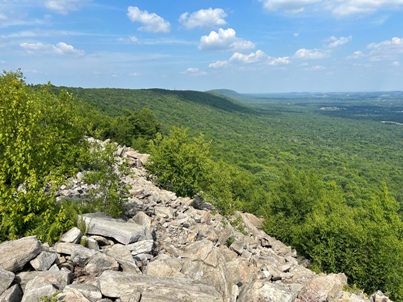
[{"xmin": 0, "ymin": 70, "xmax": 85, "ymax": 241}]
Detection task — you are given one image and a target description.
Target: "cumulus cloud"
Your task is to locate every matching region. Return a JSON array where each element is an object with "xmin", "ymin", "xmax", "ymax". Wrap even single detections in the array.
[
  {"xmin": 208, "ymin": 60, "xmax": 229, "ymax": 69},
  {"xmin": 367, "ymin": 37, "xmax": 403, "ymax": 61},
  {"xmin": 127, "ymin": 6, "xmax": 170, "ymax": 33},
  {"xmin": 259, "ymin": 0, "xmax": 321, "ymax": 13},
  {"xmin": 229, "ymin": 50, "xmax": 267, "ymax": 63},
  {"xmin": 179, "ymin": 8, "xmax": 227, "ymax": 29},
  {"xmin": 44, "ymin": 0, "xmax": 90, "ymax": 15},
  {"xmin": 182, "ymin": 67, "xmax": 207, "ymax": 76},
  {"xmin": 326, "ymin": 35, "xmax": 352, "ymax": 48},
  {"xmin": 294, "ymin": 48, "xmax": 327, "ymax": 59},
  {"xmin": 199, "ymin": 28, "xmax": 255, "ymax": 51},
  {"xmin": 209, "ymin": 50, "xmax": 291, "ymax": 69},
  {"xmin": 268, "ymin": 56, "xmax": 291, "ymax": 65},
  {"xmin": 20, "ymin": 41, "xmax": 85, "ymax": 56}
]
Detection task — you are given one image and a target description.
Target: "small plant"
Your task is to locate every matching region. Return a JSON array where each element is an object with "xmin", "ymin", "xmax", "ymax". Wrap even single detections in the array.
[{"xmin": 230, "ymin": 216, "xmax": 248, "ymax": 235}]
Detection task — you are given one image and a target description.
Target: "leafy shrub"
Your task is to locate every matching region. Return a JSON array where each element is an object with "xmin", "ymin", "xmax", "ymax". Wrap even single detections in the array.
[{"xmin": 0, "ymin": 70, "xmax": 85, "ymax": 241}]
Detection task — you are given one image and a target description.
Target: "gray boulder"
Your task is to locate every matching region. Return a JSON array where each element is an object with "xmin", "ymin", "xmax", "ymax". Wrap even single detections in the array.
[
  {"xmin": 30, "ymin": 251, "xmax": 58, "ymax": 271},
  {"xmin": 0, "ymin": 284, "xmax": 23, "ymax": 302},
  {"xmin": 60, "ymin": 227, "xmax": 83, "ymax": 244},
  {"xmin": 0, "ymin": 268, "xmax": 15, "ymax": 295},
  {"xmin": 0, "ymin": 236, "xmax": 41, "ymax": 272},
  {"xmin": 98, "ymin": 271, "xmax": 223, "ymax": 302},
  {"xmin": 238, "ymin": 280, "xmax": 298, "ymax": 302},
  {"xmin": 82, "ymin": 213, "xmax": 147, "ymax": 244}
]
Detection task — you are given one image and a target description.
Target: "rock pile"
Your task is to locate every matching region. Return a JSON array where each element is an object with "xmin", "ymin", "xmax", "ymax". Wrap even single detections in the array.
[{"xmin": 0, "ymin": 141, "xmax": 394, "ymax": 302}]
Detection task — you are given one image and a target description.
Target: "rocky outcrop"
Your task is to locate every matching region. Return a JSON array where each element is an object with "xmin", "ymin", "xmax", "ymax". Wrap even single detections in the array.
[{"xmin": 0, "ymin": 140, "xmax": 394, "ymax": 302}]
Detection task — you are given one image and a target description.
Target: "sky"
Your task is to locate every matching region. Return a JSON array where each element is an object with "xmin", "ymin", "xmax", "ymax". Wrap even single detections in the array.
[{"xmin": 1, "ymin": 0, "xmax": 403, "ymax": 93}]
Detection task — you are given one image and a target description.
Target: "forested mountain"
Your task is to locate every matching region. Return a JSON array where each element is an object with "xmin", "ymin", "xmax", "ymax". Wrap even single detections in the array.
[{"xmin": 2, "ymin": 71, "xmax": 402, "ymax": 300}]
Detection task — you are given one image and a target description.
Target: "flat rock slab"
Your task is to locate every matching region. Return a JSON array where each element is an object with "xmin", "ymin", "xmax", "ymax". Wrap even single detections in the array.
[
  {"xmin": 98, "ymin": 271, "xmax": 223, "ymax": 302},
  {"xmin": 0, "ymin": 236, "xmax": 41, "ymax": 272},
  {"xmin": 82, "ymin": 214, "xmax": 147, "ymax": 245}
]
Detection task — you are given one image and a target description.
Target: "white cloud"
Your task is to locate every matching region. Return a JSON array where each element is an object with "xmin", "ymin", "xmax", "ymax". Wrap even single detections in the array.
[
  {"xmin": 367, "ymin": 37, "xmax": 403, "ymax": 61},
  {"xmin": 182, "ymin": 67, "xmax": 207, "ymax": 76},
  {"xmin": 328, "ymin": 0, "xmax": 403, "ymax": 17},
  {"xmin": 268, "ymin": 56, "xmax": 291, "ymax": 65},
  {"xmin": 209, "ymin": 51, "xmax": 291, "ymax": 69},
  {"xmin": 199, "ymin": 28, "xmax": 255, "ymax": 51},
  {"xmin": 392, "ymin": 61, "xmax": 400, "ymax": 66},
  {"xmin": 326, "ymin": 35, "xmax": 352, "ymax": 48},
  {"xmin": 20, "ymin": 41, "xmax": 85, "ymax": 56},
  {"xmin": 208, "ymin": 60, "xmax": 229, "ymax": 69},
  {"xmin": 349, "ymin": 50, "xmax": 364, "ymax": 59},
  {"xmin": 45, "ymin": 0, "xmax": 90, "ymax": 15},
  {"xmin": 294, "ymin": 48, "xmax": 327, "ymax": 59},
  {"xmin": 259, "ymin": 0, "xmax": 403, "ymax": 17},
  {"xmin": 127, "ymin": 6, "xmax": 170, "ymax": 33},
  {"xmin": 230, "ymin": 50, "xmax": 267, "ymax": 64},
  {"xmin": 259, "ymin": 0, "xmax": 321, "ymax": 13},
  {"xmin": 179, "ymin": 8, "xmax": 227, "ymax": 29}
]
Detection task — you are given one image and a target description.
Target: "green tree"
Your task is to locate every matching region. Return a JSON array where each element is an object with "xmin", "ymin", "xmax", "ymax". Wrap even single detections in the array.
[
  {"xmin": 0, "ymin": 70, "xmax": 85, "ymax": 241},
  {"xmin": 147, "ymin": 126, "xmax": 212, "ymax": 197}
]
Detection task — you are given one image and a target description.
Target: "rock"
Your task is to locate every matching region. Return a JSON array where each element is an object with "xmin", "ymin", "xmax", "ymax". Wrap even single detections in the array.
[
  {"xmin": 130, "ymin": 212, "xmax": 152, "ymax": 231},
  {"xmin": 238, "ymin": 280, "xmax": 298, "ymax": 302},
  {"xmin": 145, "ymin": 254, "xmax": 185, "ymax": 278},
  {"xmin": 0, "ymin": 236, "xmax": 41, "ymax": 272},
  {"xmin": 82, "ymin": 213, "xmax": 147, "ymax": 244},
  {"xmin": 127, "ymin": 240, "xmax": 154, "ymax": 255},
  {"xmin": 98, "ymin": 271, "xmax": 223, "ymax": 302},
  {"xmin": 0, "ymin": 284, "xmax": 23, "ymax": 302},
  {"xmin": 54, "ymin": 242, "xmax": 77, "ymax": 255},
  {"xmin": 106, "ymin": 244, "xmax": 140, "ymax": 273},
  {"xmin": 155, "ymin": 206, "xmax": 173, "ymax": 219},
  {"xmin": 190, "ymin": 195, "xmax": 215, "ymax": 211},
  {"xmin": 299, "ymin": 273, "xmax": 347, "ymax": 302},
  {"xmin": 21, "ymin": 281, "xmax": 58, "ymax": 302},
  {"xmin": 21, "ymin": 271, "xmax": 73, "ymax": 302},
  {"xmin": 0, "ymin": 268, "xmax": 15, "ymax": 295},
  {"xmin": 370, "ymin": 291, "xmax": 393, "ymax": 302},
  {"xmin": 63, "ymin": 284, "xmax": 102, "ymax": 302},
  {"xmin": 56, "ymin": 290, "xmax": 91, "ymax": 302},
  {"xmin": 60, "ymin": 227, "xmax": 83, "ymax": 244},
  {"xmin": 71, "ymin": 245, "xmax": 99, "ymax": 267},
  {"xmin": 30, "ymin": 251, "xmax": 58, "ymax": 271},
  {"xmin": 85, "ymin": 253, "xmax": 119, "ymax": 274},
  {"xmin": 229, "ymin": 240, "xmax": 245, "ymax": 255}
]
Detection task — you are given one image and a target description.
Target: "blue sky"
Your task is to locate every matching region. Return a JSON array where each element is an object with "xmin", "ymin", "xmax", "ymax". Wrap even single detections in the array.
[{"xmin": 1, "ymin": 0, "xmax": 403, "ymax": 92}]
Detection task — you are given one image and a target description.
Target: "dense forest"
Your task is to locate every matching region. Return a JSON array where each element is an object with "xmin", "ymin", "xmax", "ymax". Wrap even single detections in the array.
[{"xmin": 1, "ymin": 70, "xmax": 403, "ymax": 300}]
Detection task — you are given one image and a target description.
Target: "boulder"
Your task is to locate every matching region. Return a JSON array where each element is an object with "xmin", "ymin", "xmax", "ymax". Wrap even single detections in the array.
[
  {"xmin": 238, "ymin": 280, "xmax": 298, "ymax": 302},
  {"xmin": 0, "ymin": 236, "xmax": 41, "ymax": 272},
  {"xmin": 30, "ymin": 251, "xmax": 58, "ymax": 271},
  {"xmin": 106, "ymin": 244, "xmax": 141, "ymax": 273},
  {"xmin": 298, "ymin": 273, "xmax": 347, "ymax": 302},
  {"xmin": 82, "ymin": 213, "xmax": 147, "ymax": 244},
  {"xmin": 127, "ymin": 239, "xmax": 154, "ymax": 256},
  {"xmin": 0, "ymin": 284, "xmax": 23, "ymax": 302},
  {"xmin": 60, "ymin": 227, "xmax": 83, "ymax": 244},
  {"xmin": 62, "ymin": 284, "xmax": 102, "ymax": 302},
  {"xmin": 0, "ymin": 268, "xmax": 15, "ymax": 295},
  {"xmin": 98, "ymin": 271, "xmax": 223, "ymax": 302},
  {"xmin": 85, "ymin": 253, "xmax": 119, "ymax": 275},
  {"xmin": 21, "ymin": 271, "xmax": 73, "ymax": 302}
]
